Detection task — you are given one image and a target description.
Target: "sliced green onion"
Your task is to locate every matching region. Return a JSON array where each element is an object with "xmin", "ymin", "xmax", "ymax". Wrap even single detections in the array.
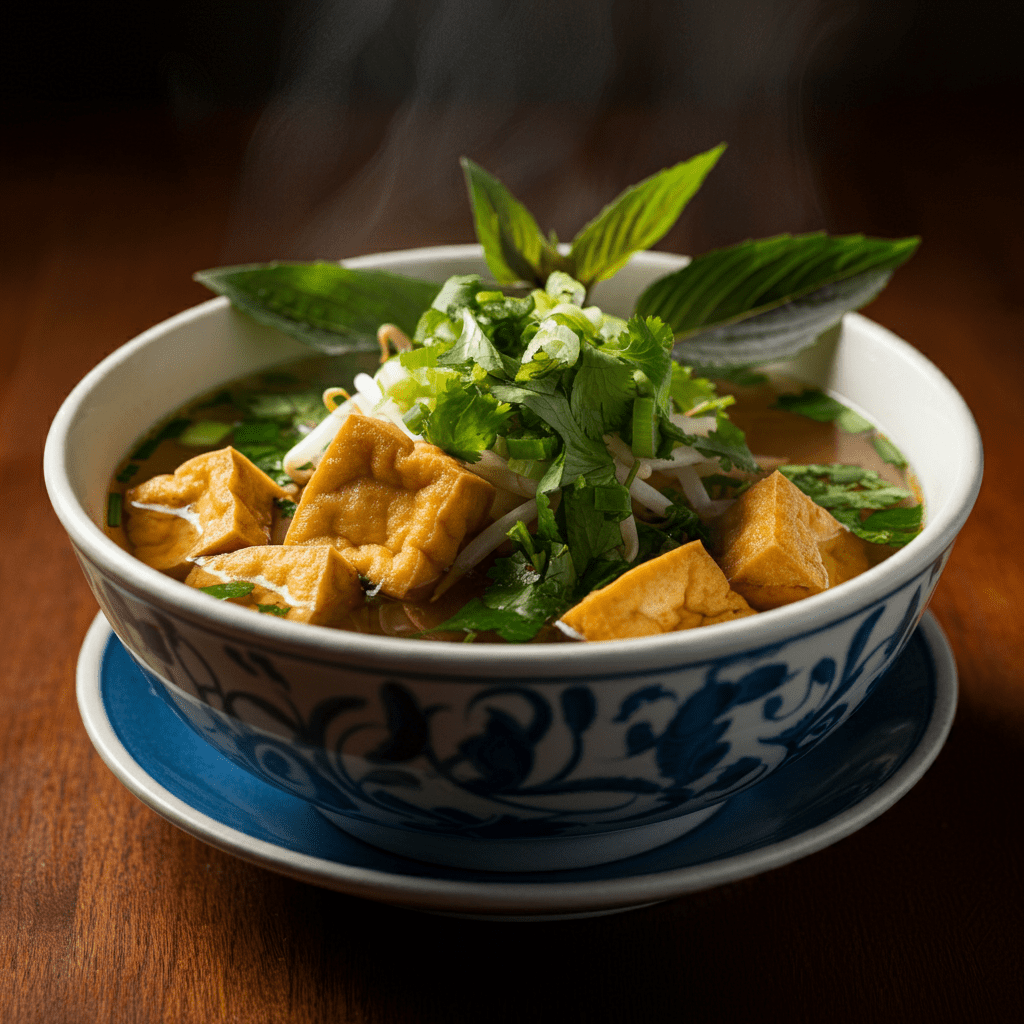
[
  {"xmin": 200, "ymin": 581, "xmax": 255, "ymax": 599},
  {"xmin": 106, "ymin": 493, "xmax": 122, "ymax": 528},
  {"xmin": 507, "ymin": 458, "xmax": 551, "ymax": 481},
  {"xmin": 505, "ymin": 435, "xmax": 558, "ymax": 460},
  {"xmin": 402, "ymin": 403, "xmax": 426, "ymax": 433},
  {"xmin": 631, "ymin": 397, "xmax": 659, "ymax": 459},
  {"xmin": 115, "ymin": 463, "xmax": 140, "ymax": 484},
  {"xmin": 179, "ymin": 419, "xmax": 236, "ymax": 447}
]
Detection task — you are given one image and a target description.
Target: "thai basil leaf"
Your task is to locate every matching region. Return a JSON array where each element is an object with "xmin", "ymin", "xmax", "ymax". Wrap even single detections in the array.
[
  {"xmin": 460, "ymin": 158, "xmax": 565, "ymax": 286},
  {"xmin": 569, "ymin": 144, "xmax": 725, "ymax": 288},
  {"xmin": 194, "ymin": 262, "xmax": 440, "ymax": 354},
  {"xmin": 635, "ymin": 233, "xmax": 919, "ymax": 366}
]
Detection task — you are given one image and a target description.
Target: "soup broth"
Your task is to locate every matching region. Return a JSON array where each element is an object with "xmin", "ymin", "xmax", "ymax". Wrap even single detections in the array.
[{"xmin": 105, "ymin": 354, "xmax": 919, "ymax": 643}]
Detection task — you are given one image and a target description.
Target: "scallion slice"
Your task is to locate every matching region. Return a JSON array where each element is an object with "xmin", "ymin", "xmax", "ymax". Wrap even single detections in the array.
[{"xmin": 106, "ymin": 493, "xmax": 122, "ymax": 528}]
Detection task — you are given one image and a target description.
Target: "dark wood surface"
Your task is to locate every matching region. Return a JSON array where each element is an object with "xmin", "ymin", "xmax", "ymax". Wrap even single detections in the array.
[{"xmin": 2, "ymin": 93, "xmax": 1022, "ymax": 1022}]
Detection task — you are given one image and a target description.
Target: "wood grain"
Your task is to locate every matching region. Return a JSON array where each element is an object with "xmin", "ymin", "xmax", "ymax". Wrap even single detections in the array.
[{"xmin": 2, "ymin": 94, "xmax": 1021, "ymax": 1023}]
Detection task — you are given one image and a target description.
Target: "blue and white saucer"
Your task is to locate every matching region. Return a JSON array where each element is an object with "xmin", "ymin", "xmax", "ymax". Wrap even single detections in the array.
[{"xmin": 77, "ymin": 612, "xmax": 956, "ymax": 920}]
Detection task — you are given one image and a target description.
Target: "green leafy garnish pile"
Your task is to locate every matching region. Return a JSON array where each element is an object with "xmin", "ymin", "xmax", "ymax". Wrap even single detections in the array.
[
  {"xmin": 779, "ymin": 465, "xmax": 922, "ymax": 547},
  {"xmin": 189, "ymin": 148, "xmax": 923, "ymax": 640}
]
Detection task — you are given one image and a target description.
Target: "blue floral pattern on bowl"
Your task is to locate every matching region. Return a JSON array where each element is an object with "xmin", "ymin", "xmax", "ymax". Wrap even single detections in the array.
[{"xmin": 82, "ymin": 549, "xmax": 946, "ymax": 846}]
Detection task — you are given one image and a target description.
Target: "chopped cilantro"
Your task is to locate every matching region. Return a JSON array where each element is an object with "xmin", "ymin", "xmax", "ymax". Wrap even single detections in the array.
[
  {"xmin": 256, "ymin": 603, "xmax": 290, "ymax": 616},
  {"xmin": 274, "ymin": 497, "xmax": 298, "ymax": 518},
  {"xmin": 774, "ymin": 389, "xmax": 873, "ymax": 433},
  {"xmin": 179, "ymin": 419, "xmax": 236, "ymax": 447},
  {"xmin": 779, "ymin": 464, "xmax": 922, "ymax": 547},
  {"xmin": 421, "ymin": 383, "xmax": 513, "ymax": 462},
  {"xmin": 872, "ymin": 435, "xmax": 908, "ymax": 469}
]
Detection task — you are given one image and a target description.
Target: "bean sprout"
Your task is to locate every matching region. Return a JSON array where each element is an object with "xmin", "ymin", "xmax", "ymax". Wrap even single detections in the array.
[{"xmin": 432, "ymin": 498, "xmax": 539, "ymax": 601}]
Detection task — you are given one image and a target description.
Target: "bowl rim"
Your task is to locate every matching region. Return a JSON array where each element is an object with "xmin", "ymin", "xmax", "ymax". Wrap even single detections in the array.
[{"xmin": 44, "ymin": 244, "xmax": 984, "ymax": 674}]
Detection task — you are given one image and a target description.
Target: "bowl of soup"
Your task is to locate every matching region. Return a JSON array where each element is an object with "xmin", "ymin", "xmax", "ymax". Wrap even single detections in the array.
[{"xmin": 44, "ymin": 245, "xmax": 981, "ymax": 871}]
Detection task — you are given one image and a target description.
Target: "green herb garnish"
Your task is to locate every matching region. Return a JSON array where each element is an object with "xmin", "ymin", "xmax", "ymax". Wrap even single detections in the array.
[
  {"xmin": 779, "ymin": 464, "xmax": 922, "ymax": 547},
  {"xmin": 256, "ymin": 603, "xmax": 290, "ymax": 617},
  {"xmin": 200, "ymin": 580, "xmax": 256, "ymax": 599},
  {"xmin": 179, "ymin": 419, "xmax": 236, "ymax": 447},
  {"xmin": 106, "ymin": 493, "xmax": 122, "ymax": 528},
  {"xmin": 773, "ymin": 389, "xmax": 872, "ymax": 433},
  {"xmin": 872, "ymin": 435, "xmax": 908, "ymax": 469}
]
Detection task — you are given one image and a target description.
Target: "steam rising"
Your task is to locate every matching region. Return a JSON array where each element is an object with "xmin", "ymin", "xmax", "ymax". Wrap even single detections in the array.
[{"xmin": 223, "ymin": 0, "xmax": 854, "ymax": 263}]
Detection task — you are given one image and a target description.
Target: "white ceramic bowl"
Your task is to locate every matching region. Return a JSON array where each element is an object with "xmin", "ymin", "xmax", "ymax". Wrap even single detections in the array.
[{"xmin": 45, "ymin": 245, "xmax": 982, "ymax": 871}]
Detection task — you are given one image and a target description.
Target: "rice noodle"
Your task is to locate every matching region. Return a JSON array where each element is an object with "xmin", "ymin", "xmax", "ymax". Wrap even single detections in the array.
[
  {"xmin": 377, "ymin": 323, "xmax": 412, "ymax": 361},
  {"xmin": 619, "ymin": 514, "xmax": 639, "ymax": 562},
  {"xmin": 431, "ymin": 498, "xmax": 539, "ymax": 601},
  {"xmin": 668, "ymin": 412, "xmax": 717, "ymax": 435},
  {"xmin": 673, "ymin": 465, "xmax": 732, "ymax": 517},
  {"xmin": 613, "ymin": 460, "xmax": 673, "ymax": 515},
  {"xmin": 461, "ymin": 449, "xmax": 538, "ymax": 497}
]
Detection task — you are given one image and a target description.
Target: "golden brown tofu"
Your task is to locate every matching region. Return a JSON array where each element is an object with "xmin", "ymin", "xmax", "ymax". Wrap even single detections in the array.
[
  {"xmin": 715, "ymin": 470, "xmax": 870, "ymax": 610},
  {"xmin": 559, "ymin": 540, "xmax": 756, "ymax": 641},
  {"xmin": 283, "ymin": 413, "xmax": 495, "ymax": 599},
  {"xmin": 125, "ymin": 447, "xmax": 289, "ymax": 578},
  {"xmin": 185, "ymin": 546, "xmax": 364, "ymax": 625}
]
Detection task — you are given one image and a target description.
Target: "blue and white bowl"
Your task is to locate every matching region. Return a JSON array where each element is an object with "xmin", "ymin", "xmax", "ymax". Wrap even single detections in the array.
[{"xmin": 44, "ymin": 246, "xmax": 982, "ymax": 871}]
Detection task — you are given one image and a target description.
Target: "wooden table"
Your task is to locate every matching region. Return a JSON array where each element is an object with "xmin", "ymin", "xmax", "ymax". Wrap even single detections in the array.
[{"xmin": 2, "ymin": 94, "xmax": 1022, "ymax": 1022}]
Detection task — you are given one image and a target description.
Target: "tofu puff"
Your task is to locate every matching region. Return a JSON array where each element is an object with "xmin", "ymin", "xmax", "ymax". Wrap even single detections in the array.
[
  {"xmin": 125, "ymin": 447, "xmax": 289, "ymax": 579},
  {"xmin": 283, "ymin": 412, "xmax": 495, "ymax": 599},
  {"xmin": 185, "ymin": 546, "xmax": 364, "ymax": 626},
  {"xmin": 714, "ymin": 470, "xmax": 870, "ymax": 611},
  {"xmin": 560, "ymin": 541, "xmax": 756, "ymax": 641}
]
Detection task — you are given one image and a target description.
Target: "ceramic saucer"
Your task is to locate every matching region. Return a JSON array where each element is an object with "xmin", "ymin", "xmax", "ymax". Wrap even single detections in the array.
[{"xmin": 77, "ymin": 611, "xmax": 956, "ymax": 920}]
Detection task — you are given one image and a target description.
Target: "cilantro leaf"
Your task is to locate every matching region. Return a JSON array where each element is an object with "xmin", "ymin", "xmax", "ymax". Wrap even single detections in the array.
[
  {"xmin": 200, "ymin": 581, "xmax": 256, "ymax": 600},
  {"xmin": 428, "ymin": 493, "xmax": 578, "ymax": 642},
  {"xmin": 436, "ymin": 308, "xmax": 518, "ymax": 378},
  {"xmin": 779, "ymin": 464, "xmax": 922, "ymax": 546},
  {"xmin": 562, "ymin": 481, "xmax": 630, "ymax": 576},
  {"xmin": 664, "ymin": 413, "xmax": 757, "ymax": 473},
  {"xmin": 490, "ymin": 383, "xmax": 615, "ymax": 485},
  {"xmin": 569, "ymin": 345, "xmax": 637, "ymax": 439},
  {"xmin": 779, "ymin": 464, "xmax": 913, "ymax": 510},
  {"xmin": 421, "ymin": 383, "xmax": 513, "ymax": 463},
  {"xmin": 872, "ymin": 435, "xmax": 908, "ymax": 469},
  {"xmin": 257, "ymin": 603, "xmax": 290, "ymax": 616},
  {"xmin": 774, "ymin": 389, "xmax": 872, "ymax": 433}
]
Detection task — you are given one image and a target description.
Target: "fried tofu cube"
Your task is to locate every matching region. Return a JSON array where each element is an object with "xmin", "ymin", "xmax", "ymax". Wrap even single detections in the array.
[
  {"xmin": 184, "ymin": 545, "xmax": 364, "ymax": 625},
  {"xmin": 283, "ymin": 413, "xmax": 495, "ymax": 599},
  {"xmin": 716, "ymin": 470, "xmax": 870, "ymax": 610},
  {"xmin": 125, "ymin": 447, "xmax": 289, "ymax": 578},
  {"xmin": 559, "ymin": 540, "xmax": 756, "ymax": 641}
]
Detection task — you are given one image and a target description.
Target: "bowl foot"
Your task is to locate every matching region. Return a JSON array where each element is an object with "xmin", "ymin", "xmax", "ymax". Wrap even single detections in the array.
[{"xmin": 316, "ymin": 805, "xmax": 723, "ymax": 872}]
